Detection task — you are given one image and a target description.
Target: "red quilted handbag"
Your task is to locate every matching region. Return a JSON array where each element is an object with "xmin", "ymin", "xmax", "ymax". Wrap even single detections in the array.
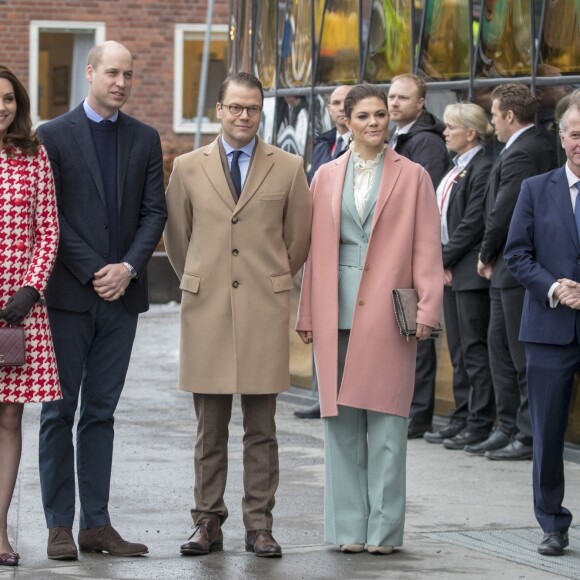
[{"xmin": 0, "ymin": 326, "xmax": 26, "ymax": 366}]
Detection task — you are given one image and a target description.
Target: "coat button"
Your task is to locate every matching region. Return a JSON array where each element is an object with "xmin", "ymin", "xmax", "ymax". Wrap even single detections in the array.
[
  {"xmin": 358, "ymin": 299, "xmax": 365, "ymax": 306},
  {"xmin": 232, "ymin": 217, "xmax": 239, "ymax": 224},
  {"xmin": 232, "ymin": 281, "xmax": 239, "ymax": 288},
  {"xmin": 16, "ymin": 241, "xmax": 26, "ymax": 251},
  {"xmin": 232, "ymin": 249, "xmax": 239, "ymax": 256},
  {"xmin": 13, "ymin": 197, "xmax": 23, "ymax": 206},
  {"xmin": 364, "ymin": 263, "xmax": 370, "ymax": 271}
]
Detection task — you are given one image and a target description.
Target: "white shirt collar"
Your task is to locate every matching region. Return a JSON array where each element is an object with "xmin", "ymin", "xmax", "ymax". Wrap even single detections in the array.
[
  {"xmin": 395, "ymin": 120, "xmax": 417, "ymax": 136},
  {"xmin": 565, "ymin": 162, "xmax": 580, "ymax": 189},
  {"xmin": 221, "ymin": 135, "xmax": 256, "ymax": 158},
  {"xmin": 453, "ymin": 145, "xmax": 483, "ymax": 170},
  {"xmin": 504, "ymin": 124, "xmax": 533, "ymax": 150}
]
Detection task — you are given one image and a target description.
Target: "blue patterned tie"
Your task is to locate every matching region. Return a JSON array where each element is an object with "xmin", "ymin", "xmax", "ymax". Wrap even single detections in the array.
[{"xmin": 230, "ymin": 150, "xmax": 243, "ymax": 199}]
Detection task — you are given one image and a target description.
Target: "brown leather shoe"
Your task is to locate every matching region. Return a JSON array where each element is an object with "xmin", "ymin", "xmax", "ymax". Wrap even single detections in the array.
[
  {"xmin": 78, "ymin": 524, "xmax": 148, "ymax": 556},
  {"xmin": 0, "ymin": 552, "xmax": 20, "ymax": 566},
  {"xmin": 47, "ymin": 527, "xmax": 78, "ymax": 560},
  {"xmin": 180, "ymin": 518, "xmax": 223, "ymax": 555},
  {"xmin": 245, "ymin": 529, "xmax": 282, "ymax": 558}
]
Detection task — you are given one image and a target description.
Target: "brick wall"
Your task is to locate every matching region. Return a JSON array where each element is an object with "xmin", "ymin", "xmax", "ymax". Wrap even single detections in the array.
[{"xmin": 0, "ymin": 0, "xmax": 230, "ymax": 152}]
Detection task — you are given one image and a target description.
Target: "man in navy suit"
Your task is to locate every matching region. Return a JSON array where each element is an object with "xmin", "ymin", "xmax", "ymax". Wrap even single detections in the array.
[
  {"xmin": 505, "ymin": 96, "xmax": 580, "ymax": 556},
  {"xmin": 37, "ymin": 41, "xmax": 166, "ymax": 560},
  {"xmin": 472, "ymin": 84, "xmax": 555, "ymax": 459}
]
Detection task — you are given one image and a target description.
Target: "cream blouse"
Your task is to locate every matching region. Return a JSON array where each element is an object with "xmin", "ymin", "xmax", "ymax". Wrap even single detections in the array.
[{"xmin": 350, "ymin": 143, "xmax": 387, "ymax": 220}]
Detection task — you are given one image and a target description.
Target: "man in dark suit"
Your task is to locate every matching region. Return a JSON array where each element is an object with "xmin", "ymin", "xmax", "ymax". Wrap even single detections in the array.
[
  {"xmin": 504, "ymin": 96, "xmax": 580, "ymax": 556},
  {"xmin": 37, "ymin": 41, "xmax": 167, "ymax": 560},
  {"xmin": 387, "ymin": 73, "xmax": 449, "ymax": 438},
  {"xmin": 295, "ymin": 84, "xmax": 351, "ymax": 420},
  {"xmin": 473, "ymin": 84, "xmax": 556, "ymax": 459}
]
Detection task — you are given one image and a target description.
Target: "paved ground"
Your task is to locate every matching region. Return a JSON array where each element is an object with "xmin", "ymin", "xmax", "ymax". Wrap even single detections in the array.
[{"xmin": 3, "ymin": 303, "xmax": 580, "ymax": 579}]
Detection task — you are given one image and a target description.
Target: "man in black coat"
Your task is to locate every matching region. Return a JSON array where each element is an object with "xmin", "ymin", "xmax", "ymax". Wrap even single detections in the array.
[
  {"xmin": 37, "ymin": 41, "xmax": 167, "ymax": 560},
  {"xmin": 468, "ymin": 83, "xmax": 556, "ymax": 460},
  {"xmin": 295, "ymin": 85, "xmax": 351, "ymax": 419},
  {"xmin": 387, "ymin": 74, "xmax": 450, "ymax": 438}
]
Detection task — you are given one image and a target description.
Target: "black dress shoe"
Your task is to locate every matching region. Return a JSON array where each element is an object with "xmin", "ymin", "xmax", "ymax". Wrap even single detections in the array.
[
  {"xmin": 464, "ymin": 430, "xmax": 510, "ymax": 455},
  {"xmin": 407, "ymin": 421, "xmax": 432, "ymax": 439},
  {"xmin": 485, "ymin": 439, "xmax": 533, "ymax": 461},
  {"xmin": 443, "ymin": 430, "xmax": 488, "ymax": 450},
  {"xmin": 537, "ymin": 530, "xmax": 569, "ymax": 556},
  {"xmin": 294, "ymin": 402, "xmax": 320, "ymax": 419},
  {"xmin": 424, "ymin": 419, "xmax": 466, "ymax": 444}
]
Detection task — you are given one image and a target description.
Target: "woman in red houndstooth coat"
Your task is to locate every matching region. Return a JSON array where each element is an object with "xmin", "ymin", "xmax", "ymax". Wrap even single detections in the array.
[{"xmin": 0, "ymin": 66, "xmax": 61, "ymax": 567}]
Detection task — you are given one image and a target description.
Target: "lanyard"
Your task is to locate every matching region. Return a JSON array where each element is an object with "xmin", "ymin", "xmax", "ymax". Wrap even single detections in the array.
[{"xmin": 439, "ymin": 166, "xmax": 461, "ymax": 214}]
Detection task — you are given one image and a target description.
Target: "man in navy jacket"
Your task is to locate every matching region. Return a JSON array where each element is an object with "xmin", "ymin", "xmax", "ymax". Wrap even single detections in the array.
[{"xmin": 505, "ymin": 95, "xmax": 580, "ymax": 556}]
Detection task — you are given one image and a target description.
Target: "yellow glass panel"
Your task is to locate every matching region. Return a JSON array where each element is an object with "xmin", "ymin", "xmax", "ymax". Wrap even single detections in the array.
[
  {"xmin": 316, "ymin": 0, "xmax": 360, "ymax": 84},
  {"xmin": 314, "ymin": 0, "xmax": 326, "ymax": 43},
  {"xmin": 255, "ymin": 0, "xmax": 277, "ymax": 89},
  {"xmin": 237, "ymin": 0, "xmax": 252, "ymax": 73},
  {"xmin": 364, "ymin": 0, "xmax": 412, "ymax": 83},
  {"xmin": 475, "ymin": 0, "xmax": 532, "ymax": 77},
  {"xmin": 418, "ymin": 0, "xmax": 471, "ymax": 80},
  {"xmin": 540, "ymin": 0, "xmax": 580, "ymax": 74},
  {"xmin": 182, "ymin": 37, "xmax": 228, "ymax": 121},
  {"xmin": 280, "ymin": 0, "xmax": 312, "ymax": 87}
]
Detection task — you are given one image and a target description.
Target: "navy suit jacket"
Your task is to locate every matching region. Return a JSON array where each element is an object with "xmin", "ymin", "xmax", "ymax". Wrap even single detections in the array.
[
  {"xmin": 38, "ymin": 104, "xmax": 167, "ymax": 315},
  {"xmin": 505, "ymin": 166, "xmax": 580, "ymax": 345},
  {"xmin": 480, "ymin": 127, "xmax": 556, "ymax": 288}
]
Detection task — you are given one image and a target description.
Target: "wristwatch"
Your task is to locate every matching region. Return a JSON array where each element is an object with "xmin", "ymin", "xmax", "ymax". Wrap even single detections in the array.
[{"xmin": 122, "ymin": 262, "xmax": 138, "ymax": 279}]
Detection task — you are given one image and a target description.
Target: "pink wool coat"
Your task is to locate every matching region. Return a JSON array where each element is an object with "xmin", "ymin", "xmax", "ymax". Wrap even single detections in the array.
[{"xmin": 296, "ymin": 148, "xmax": 444, "ymax": 418}]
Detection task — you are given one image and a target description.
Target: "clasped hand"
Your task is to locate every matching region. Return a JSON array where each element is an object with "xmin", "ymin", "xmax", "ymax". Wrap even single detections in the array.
[
  {"xmin": 555, "ymin": 279, "xmax": 580, "ymax": 310},
  {"xmin": 93, "ymin": 264, "xmax": 130, "ymax": 301}
]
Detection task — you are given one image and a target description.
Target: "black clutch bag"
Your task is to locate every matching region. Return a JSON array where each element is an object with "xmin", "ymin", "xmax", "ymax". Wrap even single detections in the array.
[{"xmin": 391, "ymin": 289, "xmax": 442, "ymax": 341}]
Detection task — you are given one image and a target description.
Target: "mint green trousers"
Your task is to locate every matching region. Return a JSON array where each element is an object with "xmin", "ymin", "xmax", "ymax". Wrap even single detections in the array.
[{"xmin": 323, "ymin": 408, "xmax": 407, "ymax": 547}]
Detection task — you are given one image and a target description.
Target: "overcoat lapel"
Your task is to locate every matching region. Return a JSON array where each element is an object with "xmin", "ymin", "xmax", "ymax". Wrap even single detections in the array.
[
  {"xmin": 341, "ymin": 158, "xmax": 363, "ymax": 228},
  {"xmin": 202, "ymin": 139, "xmax": 236, "ymax": 212},
  {"xmin": 330, "ymin": 152, "xmax": 350, "ymax": 243},
  {"xmin": 235, "ymin": 138, "xmax": 274, "ymax": 214},
  {"xmin": 550, "ymin": 168, "xmax": 579, "ymax": 251},
  {"xmin": 371, "ymin": 148, "xmax": 401, "ymax": 231},
  {"xmin": 70, "ymin": 107, "xmax": 106, "ymax": 208},
  {"xmin": 116, "ymin": 112, "xmax": 134, "ymax": 211}
]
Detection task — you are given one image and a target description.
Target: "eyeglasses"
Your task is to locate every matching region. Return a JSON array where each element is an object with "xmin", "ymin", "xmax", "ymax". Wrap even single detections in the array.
[{"xmin": 220, "ymin": 103, "xmax": 262, "ymax": 117}]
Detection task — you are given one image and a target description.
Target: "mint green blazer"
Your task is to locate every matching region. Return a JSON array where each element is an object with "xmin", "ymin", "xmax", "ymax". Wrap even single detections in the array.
[{"xmin": 338, "ymin": 155, "xmax": 384, "ymax": 329}]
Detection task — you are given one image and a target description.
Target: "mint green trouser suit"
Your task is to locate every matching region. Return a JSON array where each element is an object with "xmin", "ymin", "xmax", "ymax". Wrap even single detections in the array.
[{"xmin": 324, "ymin": 155, "xmax": 407, "ymax": 548}]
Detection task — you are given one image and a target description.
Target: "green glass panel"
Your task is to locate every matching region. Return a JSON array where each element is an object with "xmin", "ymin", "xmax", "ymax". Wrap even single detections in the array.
[
  {"xmin": 475, "ymin": 0, "xmax": 532, "ymax": 77},
  {"xmin": 364, "ymin": 0, "xmax": 413, "ymax": 83},
  {"xmin": 280, "ymin": 0, "xmax": 312, "ymax": 87},
  {"xmin": 418, "ymin": 0, "xmax": 471, "ymax": 80},
  {"xmin": 540, "ymin": 0, "xmax": 580, "ymax": 74},
  {"xmin": 316, "ymin": 0, "xmax": 360, "ymax": 84},
  {"xmin": 255, "ymin": 0, "xmax": 277, "ymax": 89}
]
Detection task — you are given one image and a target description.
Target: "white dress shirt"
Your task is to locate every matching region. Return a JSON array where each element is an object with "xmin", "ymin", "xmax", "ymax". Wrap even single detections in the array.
[{"xmin": 350, "ymin": 143, "xmax": 387, "ymax": 220}]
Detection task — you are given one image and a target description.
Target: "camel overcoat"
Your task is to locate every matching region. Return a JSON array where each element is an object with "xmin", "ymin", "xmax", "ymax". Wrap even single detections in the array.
[
  {"xmin": 164, "ymin": 136, "xmax": 312, "ymax": 394},
  {"xmin": 296, "ymin": 148, "xmax": 443, "ymax": 417}
]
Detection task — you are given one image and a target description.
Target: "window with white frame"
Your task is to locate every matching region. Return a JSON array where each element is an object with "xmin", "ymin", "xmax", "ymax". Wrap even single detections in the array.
[
  {"xmin": 29, "ymin": 21, "xmax": 106, "ymax": 124},
  {"xmin": 174, "ymin": 24, "xmax": 228, "ymax": 134}
]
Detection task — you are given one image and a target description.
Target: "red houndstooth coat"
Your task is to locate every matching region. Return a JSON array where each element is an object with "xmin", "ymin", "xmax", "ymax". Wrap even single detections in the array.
[{"xmin": 0, "ymin": 145, "xmax": 61, "ymax": 403}]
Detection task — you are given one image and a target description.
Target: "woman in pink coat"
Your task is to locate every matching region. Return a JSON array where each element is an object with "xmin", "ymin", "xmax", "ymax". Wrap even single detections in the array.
[
  {"xmin": 0, "ymin": 66, "xmax": 60, "ymax": 567},
  {"xmin": 296, "ymin": 84, "xmax": 443, "ymax": 554}
]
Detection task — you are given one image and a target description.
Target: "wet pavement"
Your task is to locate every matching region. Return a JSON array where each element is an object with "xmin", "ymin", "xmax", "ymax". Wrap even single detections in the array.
[{"xmin": 3, "ymin": 303, "xmax": 580, "ymax": 579}]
